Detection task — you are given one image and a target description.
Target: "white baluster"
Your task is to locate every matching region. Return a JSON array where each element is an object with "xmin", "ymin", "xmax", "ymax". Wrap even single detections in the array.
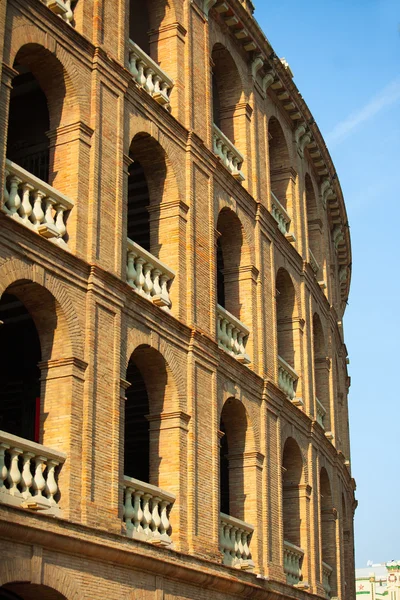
[
  {"xmin": 7, "ymin": 176, "xmax": 22, "ymax": 216},
  {"xmin": 142, "ymin": 493, "xmax": 152, "ymax": 536},
  {"xmin": 159, "ymin": 499, "xmax": 169, "ymax": 537},
  {"xmin": 19, "ymin": 182, "xmax": 33, "ymax": 224},
  {"xmin": 226, "ymin": 322, "xmax": 234, "ymax": 354},
  {"xmin": 63, "ymin": 0, "xmax": 73, "ymax": 23},
  {"xmin": 137, "ymin": 60, "xmax": 147, "ymax": 87},
  {"xmin": 7, "ymin": 447, "xmax": 22, "ymax": 496},
  {"xmin": 45, "ymin": 459, "xmax": 59, "ymax": 505},
  {"xmin": 124, "ymin": 486, "xmax": 134, "ymax": 533},
  {"xmin": 55, "ymin": 205, "xmax": 67, "ymax": 237},
  {"xmin": 135, "ymin": 257, "xmax": 146, "ymax": 295},
  {"xmin": 129, "ymin": 54, "xmax": 139, "ymax": 81},
  {"xmin": 0, "ymin": 444, "xmax": 9, "ymax": 491},
  {"xmin": 160, "ymin": 81, "xmax": 169, "ymax": 102},
  {"xmin": 43, "ymin": 197, "xmax": 56, "ymax": 229},
  {"xmin": 132, "ymin": 490, "xmax": 143, "ymax": 532},
  {"xmin": 151, "ymin": 496, "xmax": 161, "ymax": 539},
  {"xmin": 31, "ymin": 190, "xmax": 45, "ymax": 228},
  {"xmin": 32, "ymin": 455, "xmax": 47, "ymax": 502},
  {"xmin": 159, "ymin": 274, "xmax": 170, "ymax": 305},
  {"xmin": 126, "ymin": 250, "xmax": 137, "ymax": 288},
  {"xmin": 152, "ymin": 269, "xmax": 162, "ymax": 298},
  {"xmin": 142, "ymin": 262, "xmax": 154, "ymax": 298},
  {"xmin": 20, "ymin": 451, "xmax": 34, "ymax": 499},
  {"xmin": 144, "ymin": 68, "xmax": 155, "ymax": 95}
]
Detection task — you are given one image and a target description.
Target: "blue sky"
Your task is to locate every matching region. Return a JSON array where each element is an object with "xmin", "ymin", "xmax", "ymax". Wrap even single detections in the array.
[{"xmin": 254, "ymin": 0, "xmax": 400, "ymax": 568}]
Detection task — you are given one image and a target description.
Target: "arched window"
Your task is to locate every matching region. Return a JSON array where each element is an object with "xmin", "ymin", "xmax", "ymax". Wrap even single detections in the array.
[
  {"xmin": 126, "ymin": 133, "xmax": 178, "ymax": 309},
  {"xmin": 281, "ymin": 437, "xmax": 308, "ymax": 585},
  {"xmin": 313, "ymin": 313, "xmax": 330, "ymax": 432},
  {"xmin": 219, "ymin": 398, "xmax": 257, "ymax": 570},
  {"xmin": 276, "ymin": 269, "xmax": 301, "ymax": 400},
  {"xmin": 0, "ymin": 293, "xmax": 41, "ymax": 442},
  {"xmin": 123, "ymin": 345, "xmax": 185, "ymax": 547},
  {"xmin": 7, "ymin": 65, "xmax": 50, "ymax": 182},
  {"xmin": 268, "ymin": 118, "xmax": 295, "ymax": 239},
  {"xmin": 305, "ymin": 174, "xmax": 323, "ymax": 279},
  {"xmin": 216, "ymin": 209, "xmax": 252, "ymax": 363},
  {"xmin": 211, "ymin": 44, "xmax": 243, "ymax": 146},
  {"xmin": 320, "ymin": 468, "xmax": 337, "ymax": 597},
  {"xmin": 129, "ymin": 0, "xmax": 151, "ymax": 55}
]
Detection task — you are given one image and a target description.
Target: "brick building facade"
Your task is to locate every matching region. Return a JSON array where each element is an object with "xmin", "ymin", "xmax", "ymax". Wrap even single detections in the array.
[{"xmin": 0, "ymin": 0, "xmax": 356, "ymax": 599}]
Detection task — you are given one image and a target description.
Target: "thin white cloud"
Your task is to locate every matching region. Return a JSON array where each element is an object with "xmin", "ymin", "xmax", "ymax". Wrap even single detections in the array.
[{"xmin": 327, "ymin": 78, "xmax": 400, "ymax": 146}]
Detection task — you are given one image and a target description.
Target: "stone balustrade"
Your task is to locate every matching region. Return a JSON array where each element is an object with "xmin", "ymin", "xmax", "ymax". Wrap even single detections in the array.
[
  {"xmin": 283, "ymin": 540, "xmax": 304, "ymax": 585},
  {"xmin": 271, "ymin": 191, "xmax": 292, "ymax": 238},
  {"xmin": 322, "ymin": 561, "xmax": 332, "ymax": 597},
  {"xmin": 2, "ymin": 160, "xmax": 74, "ymax": 249},
  {"xmin": 217, "ymin": 304, "xmax": 251, "ymax": 364},
  {"xmin": 123, "ymin": 476, "xmax": 175, "ymax": 547},
  {"xmin": 0, "ymin": 430, "xmax": 66, "ymax": 515},
  {"xmin": 220, "ymin": 513, "xmax": 255, "ymax": 571},
  {"xmin": 43, "ymin": 0, "xmax": 74, "ymax": 24},
  {"xmin": 309, "ymin": 248, "xmax": 320, "ymax": 275},
  {"xmin": 126, "ymin": 238, "xmax": 175, "ymax": 310},
  {"xmin": 316, "ymin": 397, "xmax": 326, "ymax": 429},
  {"xmin": 212, "ymin": 124, "xmax": 245, "ymax": 182},
  {"xmin": 278, "ymin": 355, "xmax": 299, "ymax": 401},
  {"xmin": 128, "ymin": 40, "xmax": 174, "ymax": 109}
]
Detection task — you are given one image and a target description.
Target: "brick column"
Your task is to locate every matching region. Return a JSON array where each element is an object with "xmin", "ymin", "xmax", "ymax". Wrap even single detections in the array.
[
  {"xmin": 147, "ymin": 410, "xmax": 190, "ymax": 553},
  {"xmin": 0, "ymin": 63, "xmax": 18, "ymax": 205},
  {"xmin": 47, "ymin": 122, "xmax": 93, "ymax": 258},
  {"xmin": 38, "ymin": 356, "xmax": 88, "ymax": 522}
]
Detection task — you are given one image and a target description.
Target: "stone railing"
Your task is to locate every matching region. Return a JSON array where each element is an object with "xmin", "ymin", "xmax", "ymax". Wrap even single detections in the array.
[
  {"xmin": 0, "ymin": 430, "xmax": 66, "ymax": 515},
  {"xmin": 271, "ymin": 191, "xmax": 292, "ymax": 238},
  {"xmin": 322, "ymin": 561, "xmax": 332, "ymax": 597},
  {"xmin": 122, "ymin": 476, "xmax": 175, "ymax": 547},
  {"xmin": 128, "ymin": 40, "xmax": 174, "ymax": 109},
  {"xmin": 2, "ymin": 160, "xmax": 74, "ymax": 249},
  {"xmin": 309, "ymin": 248, "xmax": 320, "ymax": 275},
  {"xmin": 316, "ymin": 397, "xmax": 326, "ymax": 429},
  {"xmin": 284, "ymin": 540, "xmax": 304, "ymax": 585},
  {"xmin": 217, "ymin": 304, "xmax": 251, "ymax": 364},
  {"xmin": 278, "ymin": 355, "xmax": 299, "ymax": 401},
  {"xmin": 212, "ymin": 124, "xmax": 245, "ymax": 182},
  {"xmin": 126, "ymin": 238, "xmax": 175, "ymax": 310},
  {"xmin": 43, "ymin": 0, "xmax": 74, "ymax": 24},
  {"xmin": 220, "ymin": 513, "xmax": 255, "ymax": 571}
]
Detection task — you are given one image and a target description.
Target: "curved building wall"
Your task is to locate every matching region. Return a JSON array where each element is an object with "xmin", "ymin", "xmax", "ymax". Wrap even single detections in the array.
[{"xmin": 0, "ymin": 0, "xmax": 355, "ymax": 599}]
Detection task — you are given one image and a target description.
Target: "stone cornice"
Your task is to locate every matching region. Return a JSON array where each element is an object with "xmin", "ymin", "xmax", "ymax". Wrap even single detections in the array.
[{"xmin": 210, "ymin": 0, "xmax": 352, "ymax": 306}]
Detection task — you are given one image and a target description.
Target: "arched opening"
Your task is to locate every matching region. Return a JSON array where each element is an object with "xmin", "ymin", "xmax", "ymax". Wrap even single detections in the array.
[
  {"xmin": 268, "ymin": 117, "xmax": 291, "ymax": 210},
  {"xmin": 128, "ymin": 133, "xmax": 173, "ymax": 258},
  {"xmin": 6, "ymin": 44, "xmax": 76, "ymax": 187},
  {"xmin": 129, "ymin": 0, "xmax": 173, "ymax": 61},
  {"xmin": 305, "ymin": 174, "xmax": 322, "ymax": 277},
  {"xmin": 124, "ymin": 345, "xmax": 177, "ymax": 487},
  {"xmin": 7, "ymin": 64, "xmax": 50, "ymax": 182},
  {"xmin": 276, "ymin": 269, "xmax": 296, "ymax": 367},
  {"xmin": 216, "ymin": 208, "xmax": 246, "ymax": 320},
  {"xmin": 0, "ymin": 293, "xmax": 41, "ymax": 442},
  {"xmin": 282, "ymin": 437, "xmax": 303, "ymax": 548},
  {"xmin": 0, "ymin": 583, "xmax": 67, "ymax": 600},
  {"xmin": 129, "ymin": 0, "xmax": 151, "ymax": 55},
  {"xmin": 219, "ymin": 398, "xmax": 250, "ymax": 520},
  {"xmin": 320, "ymin": 468, "xmax": 337, "ymax": 597},
  {"xmin": 211, "ymin": 44, "xmax": 243, "ymax": 145},
  {"xmin": 313, "ymin": 313, "xmax": 330, "ymax": 430}
]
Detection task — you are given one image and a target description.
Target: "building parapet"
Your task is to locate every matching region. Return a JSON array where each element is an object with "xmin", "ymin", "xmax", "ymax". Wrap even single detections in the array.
[
  {"xmin": 122, "ymin": 476, "xmax": 175, "ymax": 547},
  {"xmin": 126, "ymin": 238, "xmax": 175, "ymax": 310},
  {"xmin": 0, "ymin": 430, "xmax": 66, "ymax": 515},
  {"xmin": 217, "ymin": 304, "xmax": 251, "ymax": 364},
  {"xmin": 2, "ymin": 160, "xmax": 74, "ymax": 249},
  {"xmin": 220, "ymin": 512, "xmax": 254, "ymax": 570},
  {"xmin": 128, "ymin": 40, "xmax": 174, "ymax": 109}
]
